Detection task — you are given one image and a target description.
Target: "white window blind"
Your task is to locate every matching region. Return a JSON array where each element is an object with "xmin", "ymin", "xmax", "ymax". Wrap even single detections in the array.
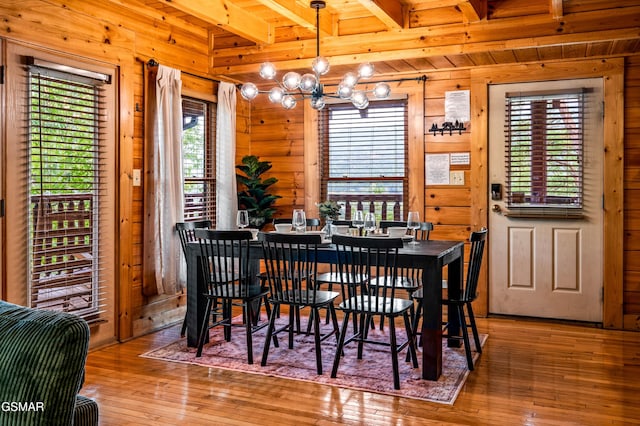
[
  {"xmin": 182, "ymin": 97, "xmax": 216, "ymax": 223},
  {"xmin": 27, "ymin": 62, "xmax": 109, "ymax": 323},
  {"xmin": 505, "ymin": 89, "xmax": 584, "ymax": 212},
  {"xmin": 320, "ymin": 100, "xmax": 408, "ymax": 221}
]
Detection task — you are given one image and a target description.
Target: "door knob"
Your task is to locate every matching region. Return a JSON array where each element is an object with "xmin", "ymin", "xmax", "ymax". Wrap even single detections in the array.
[{"xmin": 492, "ymin": 204, "xmax": 501, "ymax": 212}]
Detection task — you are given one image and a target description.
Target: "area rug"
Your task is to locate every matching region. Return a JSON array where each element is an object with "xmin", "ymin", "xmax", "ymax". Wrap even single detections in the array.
[{"xmin": 141, "ymin": 314, "xmax": 486, "ymax": 405}]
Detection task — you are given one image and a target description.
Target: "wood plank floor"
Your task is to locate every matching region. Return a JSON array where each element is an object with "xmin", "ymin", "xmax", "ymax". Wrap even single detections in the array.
[{"xmin": 82, "ymin": 317, "xmax": 640, "ymax": 425}]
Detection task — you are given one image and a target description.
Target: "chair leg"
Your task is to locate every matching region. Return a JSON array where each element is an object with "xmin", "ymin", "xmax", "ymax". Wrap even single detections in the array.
[
  {"xmin": 403, "ymin": 311, "xmax": 418, "ymax": 368},
  {"xmin": 196, "ymin": 299, "xmax": 213, "ymax": 357},
  {"xmin": 388, "ymin": 315, "xmax": 401, "ymax": 390},
  {"xmin": 180, "ymin": 310, "xmax": 188, "ymax": 337},
  {"xmin": 457, "ymin": 305, "xmax": 473, "ymax": 370},
  {"xmin": 331, "ymin": 312, "xmax": 351, "ymax": 379},
  {"xmin": 261, "ymin": 303, "xmax": 279, "ymax": 367},
  {"xmin": 312, "ymin": 307, "xmax": 323, "ymax": 375},
  {"xmin": 244, "ymin": 302, "xmax": 255, "ymax": 364},
  {"xmin": 357, "ymin": 313, "xmax": 366, "ymax": 360},
  {"xmin": 467, "ymin": 302, "xmax": 482, "ymax": 353}
]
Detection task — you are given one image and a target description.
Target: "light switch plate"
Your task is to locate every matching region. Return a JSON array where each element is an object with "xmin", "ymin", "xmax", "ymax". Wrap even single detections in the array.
[
  {"xmin": 450, "ymin": 170, "xmax": 464, "ymax": 185},
  {"xmin": 133, "ymin": 169, "xmax": 141, "ymax": 186}
]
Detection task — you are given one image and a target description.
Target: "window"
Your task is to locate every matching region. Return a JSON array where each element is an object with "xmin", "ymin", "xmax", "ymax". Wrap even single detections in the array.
[
  {"xmin": 504, "ymin": 89, "xmax": 585, "ymax": 210},
  {"xmin": 27, "ymin": 60, "xmax": 110, "ymax": 322},
  {"xmin": 182, "ymin": 97, "xmax": 216, "ymax": 224},
  {"xmin": 320, "ymin": 100, "xmax": 408, "ymax": 220}
]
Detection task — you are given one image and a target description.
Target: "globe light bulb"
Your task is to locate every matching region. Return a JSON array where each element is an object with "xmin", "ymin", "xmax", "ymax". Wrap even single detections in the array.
[
  {"xmin": 341, "ymin": 72, "xmax": 358, "ymax": 88},
  {"xmin": 282, "ymin": 95, "xmax": 297, "ymax": 109},
  {"xmin": 268, "ymin": 87, "xmax": 285, "ymax": 103},
  {"xmin": 337, "ymin": 83, "xmax": 353, "ymax": 99},
  {"xmin": 240, "ymin": 83, "xmax": 258, "ymax": 100},
  {"xmin": 373, "ymin": 82, "xmax": 391, "ymax": 99},
  {"xmin": 259, "ymin": 62, "xmax": 277, "ymax": 80},
  {"xmin": 299, "ymin": 73, "xmax": 317, "ymax": 92},
  {"xmin": 358, "ymin": 62, "xmax": 375, "ymax": 78},
  {"xmin": 312, "ymin": 56, "xmax": 330, "ymax": 75},
  {"xmin": 310, "ymin": 96, "xmax": 325, "ymax": 110},
  {"xmin": 282, "ymin": 72, "xmax": 301, "ymax": 91}
]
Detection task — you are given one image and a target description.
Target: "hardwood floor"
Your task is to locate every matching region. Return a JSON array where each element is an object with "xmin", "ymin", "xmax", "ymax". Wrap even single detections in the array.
[{"xmin": 82, "ymin": 317, "xmax": 640, "ymax": 425}]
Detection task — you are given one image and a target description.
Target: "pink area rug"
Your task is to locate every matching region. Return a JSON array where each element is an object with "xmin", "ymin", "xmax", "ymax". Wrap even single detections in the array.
[{"xmin": 141, "ymin": 314, "xmax": 486, "ymax": 405}]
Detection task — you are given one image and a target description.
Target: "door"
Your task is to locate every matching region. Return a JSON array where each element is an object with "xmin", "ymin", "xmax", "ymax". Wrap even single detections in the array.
[{"xmin": 488, "ymin": 78, "xmax": 603, "ymax": 322}]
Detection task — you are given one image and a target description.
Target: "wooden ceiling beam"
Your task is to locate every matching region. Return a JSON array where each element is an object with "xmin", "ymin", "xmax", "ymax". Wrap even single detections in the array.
[
  {"xmin": 212, "ymin": 27, "xmax": 640, "ymax": 76},
  {"xmin": 356, "ymin": 0, "xmax": 404, "ymax": 29},
  {"xmin": 457, "ymin": 0, "xmax": 485, "ymax": 22},
  {"xmin": 159, "ymin": 0, "xmax": 274, "ymax": 44},
  {"xmin": 550, "ymin": 0, "xmax": 563, "ymax": 20},
  {"xmin": 254, "ymin": 0, "xmax": 333, "ymax": 35}
]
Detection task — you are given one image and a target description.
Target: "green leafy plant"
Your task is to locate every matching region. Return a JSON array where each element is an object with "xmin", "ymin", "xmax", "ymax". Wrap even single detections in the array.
[
  {"xmin": 317, "ymin": 200, "xmax": 343, "ymax": 220},
  {"xmin": 236, "ymin": 155, "xmax": 282, "ymax": 228}
]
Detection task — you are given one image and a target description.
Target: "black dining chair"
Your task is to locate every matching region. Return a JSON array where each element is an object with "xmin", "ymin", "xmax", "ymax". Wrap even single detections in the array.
[
  {"xmin": 330, "ymin": 234, "xmax": 418, "ymax": 390},
  {"xmin": 260, "ymin": 232, "xmax": 340, "ymax": 374},
  {"xmin": 411, "ymin": 227, "xmax": 488, "ymax": 370},
  {"xmin": 175, "ymin": 220, "xmax": 212, "ymax": 337},
  {"xmin": 368, "ymin": 221, "xmax": 435, "ymax": 331},
  {"xmin": 194, "ymin": 229, "xmax": 271, "ymax": 363}
]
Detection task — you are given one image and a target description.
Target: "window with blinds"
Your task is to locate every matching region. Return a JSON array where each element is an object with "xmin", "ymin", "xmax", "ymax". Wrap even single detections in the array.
[
  {"xmin": 505, "ymin": 89, "xmax": 585, "ymax": 211},
  {"xmin": 320, "ymin": 100, "xmax": 408, "ymax": 220},
  {"xmin": 28, "ymin": 62, "xmax": 109, "ymax": 323},
  {"xmin": 182, "ymin": 97, "xmax": 216, "ymax": 223}
]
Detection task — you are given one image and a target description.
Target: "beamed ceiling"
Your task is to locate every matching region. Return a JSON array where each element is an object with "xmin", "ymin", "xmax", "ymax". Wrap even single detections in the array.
[{"xmin": 128, "ymin": 0, "xmax": 640, "ymax": 83}]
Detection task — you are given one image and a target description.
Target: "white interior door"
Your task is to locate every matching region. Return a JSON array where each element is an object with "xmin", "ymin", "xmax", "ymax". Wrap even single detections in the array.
[{"xmin": 488, "ymin": 78, "xmax": 603, "ymax": 323}]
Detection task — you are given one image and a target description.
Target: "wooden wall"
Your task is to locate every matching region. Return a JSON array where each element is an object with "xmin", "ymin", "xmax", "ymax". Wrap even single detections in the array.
[
  {"xmin": 1, "ymin": 0, "xmax": 639, "ymax": 344},
  {"xmin": 624, "ymin": 56, "xmax": 640, "ymax": 329}
]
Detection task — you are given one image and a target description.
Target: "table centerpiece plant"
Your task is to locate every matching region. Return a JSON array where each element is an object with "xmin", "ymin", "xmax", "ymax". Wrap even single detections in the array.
[{"xmin": 317, "ymin": 200, "xmax": 342, "ymax": 237}]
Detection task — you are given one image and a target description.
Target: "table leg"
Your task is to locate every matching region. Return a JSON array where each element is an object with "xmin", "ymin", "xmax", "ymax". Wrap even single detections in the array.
[
  {"xmin": 446, "ymin": 249, "xmax": 464, "ymax": 348},
  {"xmin": 421, "ymin": 260, "xmax": 443, "ymax": 380}
]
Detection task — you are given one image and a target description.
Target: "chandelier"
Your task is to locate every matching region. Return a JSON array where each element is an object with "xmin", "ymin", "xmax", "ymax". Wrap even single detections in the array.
[{"xmin": 239, "ymin": 0, "xmax": 391, "ymax": 110}]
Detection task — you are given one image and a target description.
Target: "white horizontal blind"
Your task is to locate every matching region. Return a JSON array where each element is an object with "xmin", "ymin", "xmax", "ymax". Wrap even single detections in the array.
[
  {"xmin": 505, "ymin": 89, "xmax": 584, "ymax": 210},
  {"xmin": 27, "ymin": 65, "xmax": 108, "ymax": 323},
  {"xmin": 182, "ymin": 97, "xmax": 216, "ymax": 224},
  {"xmin": 320, "ymin": 100, "xmax": 408, "ymax": 221}
]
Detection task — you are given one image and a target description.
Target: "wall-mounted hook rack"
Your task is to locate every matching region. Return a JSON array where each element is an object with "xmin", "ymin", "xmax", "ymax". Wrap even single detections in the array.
[{"xmin": 429, "ymin": 120, "xmax": 466, "ymax": 136}]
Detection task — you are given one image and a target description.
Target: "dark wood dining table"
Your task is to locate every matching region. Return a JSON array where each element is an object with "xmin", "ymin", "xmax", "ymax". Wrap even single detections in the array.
[{"xmin": 185, "ymin": 237, "xmax": 465, "ymax": 381}]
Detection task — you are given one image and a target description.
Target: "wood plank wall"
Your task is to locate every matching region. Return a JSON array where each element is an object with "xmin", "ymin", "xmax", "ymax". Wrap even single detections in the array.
[
  {"xmin": 1, "ymin": 0, "xmax": 639, "ymax": 342},
  {"xmin": 624, "ymin": 56, "xmax": 640, "ymax": 328}
]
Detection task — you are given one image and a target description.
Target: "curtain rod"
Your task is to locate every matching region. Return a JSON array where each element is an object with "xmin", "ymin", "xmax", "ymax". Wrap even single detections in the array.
[{"xmin": 144, "ymin": 58, "xmax": 222, "ymax": 84}]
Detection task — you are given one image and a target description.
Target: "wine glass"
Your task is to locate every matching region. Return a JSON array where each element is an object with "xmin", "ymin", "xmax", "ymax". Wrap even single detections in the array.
[
  {"xmin": 236, "ymin": 210, "xmax": 249, "ymax": 229},
  {"xmin": 292, "ymin": 209, "xmax": 306, "ymax": 233},
  {"xmin": 407, "ymin": 211, "xmax": 420, "ymax": 245},
  {"xmin": 364, "ymin": 212, "xmax": 376, "ymax": 236},
  {"xmin": 352, "ymin": 210, "xmax": 364, "ymax": 236}
]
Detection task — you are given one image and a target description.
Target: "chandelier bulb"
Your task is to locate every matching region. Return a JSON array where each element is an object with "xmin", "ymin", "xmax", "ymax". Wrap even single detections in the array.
[
  {"xmin": 299, "ymin": 73, "xmax": 318, "ymax": 92},
  {"xmin": 358, "ymin": 62, "xmax": 375, "ymax": 79},
  {"xmin": 337, "ymin": 83, "xmax": 353, "ymax": 99},
  {"xmin": 341, "ymin": 72, "xmax": 359, "ymax": 88},
  {"xmin": 310, "ymin": 96, "xmax": 326, "ymax": 110},
  {"xmin": 282, "ymin": 72, "xmax": 302, "ymax": 91},
  {"xmin": 373, "ymin": 82, "xmax": 391, "ymax": 99},
  {"xmin": 260, "ymin": 62, "xmax": 277, "ymax": 80},
  {"xmin": 240, "ymin": 83, "xmax": 259, "ymax": 101},
  {"xmin": 282, "ymin": 95, "xmax": 297, "ymax": 110},
  {"xmin": 268, "ymin": 87, "xmax": 285, "ymax": 103},
  {"xmin": 312, "ymin": 56, "xmax": 330, "ymax": 76}
]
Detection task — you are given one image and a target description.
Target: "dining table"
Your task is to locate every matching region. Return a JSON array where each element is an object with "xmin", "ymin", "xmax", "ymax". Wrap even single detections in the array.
[{"xmin": 185, "ymin": 235, "xmax": 465, "ymax": 381}]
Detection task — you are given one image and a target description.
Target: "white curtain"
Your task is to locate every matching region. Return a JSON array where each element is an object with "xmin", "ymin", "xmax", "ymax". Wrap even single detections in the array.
[
  {"xmin": 216, "ymin": 82, "xmax": 238, "ymax": 229},
  {"xmin": 143, "ymin": 65, "xmax": 184, "ymax": 295}
]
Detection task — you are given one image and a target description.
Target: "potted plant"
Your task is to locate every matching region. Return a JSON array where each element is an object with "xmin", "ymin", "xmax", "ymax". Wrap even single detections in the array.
[
  {"xmin": 236, "ymin": 155, "xmax": 282, "ymax": 229},
  {"xmin": 317, "ymin": 199, "xmax": 343, "ymax": 237}
]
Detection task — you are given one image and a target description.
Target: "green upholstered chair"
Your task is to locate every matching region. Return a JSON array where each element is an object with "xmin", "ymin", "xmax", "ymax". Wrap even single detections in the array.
[{"xmin": 0, "ymin": 300, "xmax": 98, "ymax": 425}]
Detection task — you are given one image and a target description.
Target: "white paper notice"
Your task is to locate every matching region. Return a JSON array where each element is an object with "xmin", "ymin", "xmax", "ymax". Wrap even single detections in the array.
[
  {"xmin": 450, "ymin": 152, "xmax": 470, "ymax": 165},
  {"xmin": 445, "ymin": 90, "xmax": 470, "ymax": 123},
  {"xmin": 425, "ymin": 153, "xmax": 450, "ymax": 185}
]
